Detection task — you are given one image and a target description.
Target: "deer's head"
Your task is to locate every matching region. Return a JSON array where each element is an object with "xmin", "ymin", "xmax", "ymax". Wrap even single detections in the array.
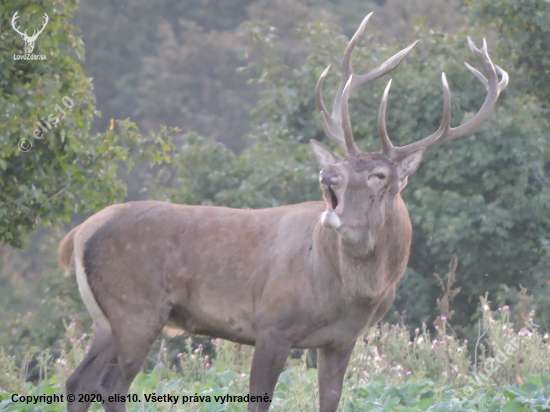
[
  {"xmin": 311, "ymin": 13, "xmax": 508, "ymax": 245},
  {"xmin": 12, "ymin": 11, "xmax": 49, "ymax": 54}
]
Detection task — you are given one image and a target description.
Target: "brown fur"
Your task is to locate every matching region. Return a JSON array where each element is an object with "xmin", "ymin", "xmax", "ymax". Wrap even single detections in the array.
[
  {"xmin": 58, "ymin": 225, "xmax": 79, "ymax": 275},
  {"xmin": 59, "ymin": 11, "xmax": 506, "ymax": 409}
]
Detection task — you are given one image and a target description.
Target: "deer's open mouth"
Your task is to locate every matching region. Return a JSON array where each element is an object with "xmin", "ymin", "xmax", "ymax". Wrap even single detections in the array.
[{"xmin": 323, "ymin": 185, "xmax": 343, "ymax": 215}]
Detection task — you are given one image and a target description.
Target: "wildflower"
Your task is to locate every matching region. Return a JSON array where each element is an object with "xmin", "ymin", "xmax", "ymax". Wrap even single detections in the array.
[
  {"xmin": 435, "ymin": 326, "xmax": 439, "ymax": 330},
  {"xmin": 206, "ymin": 363, "xmax": 211, "ymax": 369},
  {"xmin": 215, "ymin": 338, "xmax": 221, "ymax": 343},
  {"xmin": 391, "ymin": 324, "xmax": 395, "ymax": 329},
  {"xmin": 503, "ymin": 305, "xmax": 509, "ymax": 311},
  {"xmin": 464, "ymin": 339, "xmax": 468, "ymax": 344},
  {"xmin": 483, "ymin": 304, "xmax": 490, "ymax": 312},
  {"xmin": 406, "ymin": 371, "xmax": 412, "ymax": 376},
  {"xmin": 439, "ymin": 341, "xmax": 445, "ymax": 345},
  {"xmin": 162, "ymin": 347, "xmax": 167, "ymax": 352},
  {"xmin": 198, "ymin": 344, "xmax": 203, "ymax": 349},
  {"xmin": 441, "ymin": 316, "xmax": 446, "ymax": 321},
  {"xmin": 177, "ymin": 353, "xmax": 183, "ymax": 358}
]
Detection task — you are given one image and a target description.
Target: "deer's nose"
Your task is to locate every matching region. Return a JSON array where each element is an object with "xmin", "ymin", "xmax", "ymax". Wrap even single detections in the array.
[{"xmin": 320, "ymin": 171, "xmax": 342, "ymax": 186}]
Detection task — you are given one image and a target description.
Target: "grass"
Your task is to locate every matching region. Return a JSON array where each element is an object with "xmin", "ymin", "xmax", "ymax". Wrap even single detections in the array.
[{"xmin": 1, "ymin": 296, "xmax": 550, "ymax": 411}]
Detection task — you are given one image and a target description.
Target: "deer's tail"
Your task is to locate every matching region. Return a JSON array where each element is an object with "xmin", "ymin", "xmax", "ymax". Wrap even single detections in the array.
[{"xmin": 58, "ymin": 225, "xmax": 80, "ymax": 276}]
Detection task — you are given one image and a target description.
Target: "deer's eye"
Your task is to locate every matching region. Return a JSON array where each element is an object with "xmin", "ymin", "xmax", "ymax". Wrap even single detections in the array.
[{"xmin": 375, "ymin": 173, "xmax": 386, "ymax": 179}]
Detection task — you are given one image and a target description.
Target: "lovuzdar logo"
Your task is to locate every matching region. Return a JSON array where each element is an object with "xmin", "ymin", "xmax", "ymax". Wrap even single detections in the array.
[{"xmin": 11, "ymin": 10, "xmax": 48, "ymax": 60}]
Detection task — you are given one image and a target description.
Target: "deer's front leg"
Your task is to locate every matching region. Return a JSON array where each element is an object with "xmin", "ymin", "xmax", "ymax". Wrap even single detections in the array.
[
  {"xmin": 317, "ymin": 342, "xmax": 356, "ymax": 412},
  {"xmin": 248, "ymin": 331, "xmax": 292, "ymax": 412}
]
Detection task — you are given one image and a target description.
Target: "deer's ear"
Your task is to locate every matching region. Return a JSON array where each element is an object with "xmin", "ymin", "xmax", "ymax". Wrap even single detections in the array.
[
  {"xmin": 396, "ymin": 149, "xmax": 425, "ymax": 192},
  {"xmin": 310, "ymin": 140, "xmax": 343, "ymax": 168}
]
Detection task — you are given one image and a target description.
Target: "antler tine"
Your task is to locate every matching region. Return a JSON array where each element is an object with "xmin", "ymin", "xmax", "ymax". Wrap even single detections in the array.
[
  {"xmin": 382, "ymin": 73, "xmax": 452, "ymax": 160},
  {"xmin": 316, "ymin": 64, "xmax": 351, "ymax": 157},
  {"xmin": 464, "ymin": 62, "xmax": 509, "ymax": 94},
  {"xmin": 341, "ymin": 75, "xmax": 359, "ymax": 155},
  {"xmin": 316, "ymin": 13, "xmax": 419, "ymax": 157},
  {"xmin": 329, "ymin": 13, "xmax": 374, "ymax": 156},
  {"xmin": 446, "ymin": 38, "xmax": 507, "ymax": 140},
  {"xmin": 349, "ymin": 40, "xmax": 420, "ymax": 94},
  {"xmin": 378, "ymin": 79, "xmax": 395, "ymax": 154},
  {"xmin": 385, "ymin": 37, "xmax": 508, "ymax": 162}
]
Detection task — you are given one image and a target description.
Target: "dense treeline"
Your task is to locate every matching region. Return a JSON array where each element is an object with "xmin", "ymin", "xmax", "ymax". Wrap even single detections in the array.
[{"xmin": 1, "ymin": 0, "xmax": 549, "ymax": 384}]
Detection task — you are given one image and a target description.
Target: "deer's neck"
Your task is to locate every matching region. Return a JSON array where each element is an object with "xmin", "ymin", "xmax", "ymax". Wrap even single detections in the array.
[{"xmin": 316, "ymin": 196, "xmax": 411, "ymax": 300}]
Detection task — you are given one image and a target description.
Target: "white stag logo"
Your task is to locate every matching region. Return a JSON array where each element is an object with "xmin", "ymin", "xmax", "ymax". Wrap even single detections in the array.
[{"xmin": 11, "ymin": 11, "xmax": 49, "ymax": 54}]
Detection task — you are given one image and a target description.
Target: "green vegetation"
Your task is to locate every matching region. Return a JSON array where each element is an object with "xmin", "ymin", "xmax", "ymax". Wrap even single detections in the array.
[
  {"xmin": 2, "ymin": 0, "xmax": 550, "ymax": 407},
  {"xmin": 1, "ymin": 298, "xmax": 549, "ymax": 410},
  {"xmin": 0, "ymin": 0, "xmax": 177, "ymax": 248}
]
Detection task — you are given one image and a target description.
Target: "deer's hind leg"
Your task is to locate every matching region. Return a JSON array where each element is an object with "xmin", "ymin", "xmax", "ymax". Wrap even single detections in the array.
[
  {"xmin": 68, "ymin": 250, "xmax": 173, "ymax": 412},
  {"xmin": 66, "ymin": 328, "xmax": 116, "ymax": 412},
  {"xmin": 99, "ymin": 307, "xmax": 172, "ymax": 412}
]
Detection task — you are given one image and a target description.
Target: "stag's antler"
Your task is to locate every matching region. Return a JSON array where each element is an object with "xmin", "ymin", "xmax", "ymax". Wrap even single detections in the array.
[
  {"xmin": 316, "ymin": 14, "xmax": 508, "ymax": 161},
  {"xmin": 379, "ymin": 38, "xmax": 509, "ymax": 162},
  {"xmin": 315, "ymin": 13, "xmax": 419, "ymax": 157}
]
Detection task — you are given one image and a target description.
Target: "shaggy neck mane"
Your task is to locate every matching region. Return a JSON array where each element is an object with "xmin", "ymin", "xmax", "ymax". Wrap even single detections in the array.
[{"xmin": 318, "ymin": 196, "xmax": 407, "ymax": 300}]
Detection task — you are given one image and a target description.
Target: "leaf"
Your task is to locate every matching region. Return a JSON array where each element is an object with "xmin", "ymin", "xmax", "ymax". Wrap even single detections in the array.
[
  {"xmin": 526, "ymin": 376, "xmax": 542, "ymax": 389},
  {"xmin": 502, "ymin": 400, "xmax": 524, "ymax": 412}
]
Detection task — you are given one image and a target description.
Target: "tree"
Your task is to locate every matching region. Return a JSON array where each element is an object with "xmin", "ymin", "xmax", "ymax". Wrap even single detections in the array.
[
  {"xmin": 470, "ymin": 0, "xmax": 550, "ymax": 105},
  {"xmin": 0, "ymin": 0, "xmax": 175, "ymax": 248},
  {"xmin": 146, "ymin": 15, "xmax": 550, "ymax": 330}
]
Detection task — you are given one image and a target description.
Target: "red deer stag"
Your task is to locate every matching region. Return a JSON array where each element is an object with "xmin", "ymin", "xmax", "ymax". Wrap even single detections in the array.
[{"xmin": 59, "ymin": 13, "xmax": 508, "ymax": 412}]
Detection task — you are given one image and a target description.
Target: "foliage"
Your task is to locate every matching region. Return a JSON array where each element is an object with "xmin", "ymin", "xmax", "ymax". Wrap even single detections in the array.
[
  {"xmin": 71, "ymin": 0, "xmax": 471, "ymax": 151},
  {"xmin": 0, "ymin": 0, "xmax": 177, "ymax": 248},
  {"xmin": 1, "ymin": 301, "xmax": 550, "ymax": 411},
  {"xmin": 0, "ymin": 228, "xmax": 88, "ymax": 369},
  {"xmin": 113, "ymin": 18, "xmax": 256, "ymax": 152},
  {"xmin": 328, "ymin": 0, "xmax": 467, "ymax": 41},
  {"xmin": 470, "ymin": 0, "xmax": 550, "ymax": 104},
  {"xmin": 157, "ymin": 14, "xmax": 550, "ymax": 330},
  {"xmin": 144, "ymin": 130, "xmax": 319, "ymax": 209}
]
